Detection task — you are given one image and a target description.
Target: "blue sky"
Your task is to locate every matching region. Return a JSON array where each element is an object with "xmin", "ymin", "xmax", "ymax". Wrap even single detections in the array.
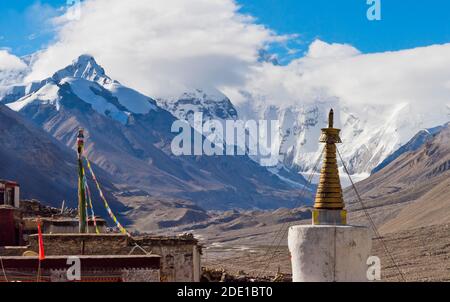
[
  {"xmin": 1, "ymin": 0, "xmax": 450, "ymax": 63},
  {"xmin": 239, "ymin": 0, "xmax": 450, "ymax": 63},
  {"xmin": 0, "ymin": 0, "xmax": 65, "ymax": 55}
]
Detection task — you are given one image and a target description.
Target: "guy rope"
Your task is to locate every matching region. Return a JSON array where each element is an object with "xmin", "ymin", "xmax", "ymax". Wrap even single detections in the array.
[{"xmin": 84, "ymin": 176, "xmax": 100, "ymax": 234}]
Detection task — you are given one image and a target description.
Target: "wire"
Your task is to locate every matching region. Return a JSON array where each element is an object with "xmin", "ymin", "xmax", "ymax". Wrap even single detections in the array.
[
  {"xmin": 336, "ymin": 147, "xmax": 407, "ymax": 282},
  {"xmin": 0, "ymin": 257, "xmax": 8, "ymax": 282},
  {"xmin": 84, "ymin": 176, "xmax": 100, "ymax": 234},
  {"xmin": 128, "ymin": 243, "xmax": 152, "ymax": 255}
]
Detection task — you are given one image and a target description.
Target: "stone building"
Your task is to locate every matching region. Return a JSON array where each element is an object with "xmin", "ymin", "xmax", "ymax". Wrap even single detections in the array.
[
  {"xmin": 21, "ymin": 233, "xmax": 201, "ymax": 282},
  {"xmin": 1, "ymin": 229, "xmax": 201, "ymax": 283},
  {"xmin": 0, "ymin": 183, "xmax": 202, "ymax": 283},
  {"xmin": 0, "ymin": 180, "xmax": 20, "ymax": 208},
  {"xmin": 0, "ymin": 205, "xmax": 23, "ymax": 246},
  {"xmin": 0, "ymin": 180, "xmax": 23, "ymax": 247}
]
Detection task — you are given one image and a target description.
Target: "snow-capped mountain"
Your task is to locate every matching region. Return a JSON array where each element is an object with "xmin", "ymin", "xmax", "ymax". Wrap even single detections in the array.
[
  {"xmin": 156, "ymin": 84, "xmax": 449, "ymax": 179},
  {"xmin": 153, "ymin": 86, "xmax": 450, "ymax": 182},
  {"xmin": 1, "ymin": 55, "xmax": 312, "ymax": 211},
  {"xmin": 156, "ymin": 88, "xmax": 238, "ymax": 123},
  {"xmin": 3, "ymin": 55, "xmax": 157, "ymax": 125},
  {"xmin": 156, "ymin": 88, "xmax": 314, "ymax": 188},
  {"xmin": 156, "ymin": 88, "xmax": 240, "ymax": 163},
  {"xmin": 0, "ymin": 69, "xmax": 26, "ymax": 88},
  {"xmin": 345, "ymin": 122, "xmax": 450, "ymax": 233},
  {"xmin": 0, "ymin": 67, "xmax": 27, "ymax": 97},
  {"xmin": 0, "ymin": 52, "xmax": 39, "ymax": 98},
  {"xmin": 233, "ymin": 91, "xmax": 450, "ymax": 177},
  {"xmin": 371, "ymin": 123, "xmax": 448, "ymax": 175}
]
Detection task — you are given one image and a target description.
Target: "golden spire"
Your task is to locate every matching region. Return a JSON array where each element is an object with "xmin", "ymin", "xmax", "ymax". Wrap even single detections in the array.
[{"xmin": 313, "ymin": 109, "xmax": 347, "ymax": 225}]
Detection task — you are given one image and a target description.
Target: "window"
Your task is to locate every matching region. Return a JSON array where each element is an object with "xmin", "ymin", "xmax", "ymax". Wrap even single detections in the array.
[{"xmin": 6, "ymin": 188, "xmax": 14, "ymax": 206}]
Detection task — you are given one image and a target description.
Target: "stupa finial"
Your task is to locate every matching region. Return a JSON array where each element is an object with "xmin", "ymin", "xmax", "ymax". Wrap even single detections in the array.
[
  {"xmin": 313, "ymin": 108, "xmax": 346, "ymax": 225},
  {"xmin": 328, "ymin": 109, "xmax": 334, "ymax": 128}
]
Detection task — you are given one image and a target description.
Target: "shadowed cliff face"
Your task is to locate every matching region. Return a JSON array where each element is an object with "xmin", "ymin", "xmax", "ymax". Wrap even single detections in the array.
[
  {"xmin": 0, "ymin": 104, "xmax": 77, "ymax": 205},
  {"xmin": 0, "ymin": 103, "xmax": 129, "ymax": 224}
]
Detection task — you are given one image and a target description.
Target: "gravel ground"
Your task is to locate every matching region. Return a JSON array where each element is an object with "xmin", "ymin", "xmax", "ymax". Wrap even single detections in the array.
[{"xmin": 202, "ymin": 223, "xmax": 450, "ymax": 282}]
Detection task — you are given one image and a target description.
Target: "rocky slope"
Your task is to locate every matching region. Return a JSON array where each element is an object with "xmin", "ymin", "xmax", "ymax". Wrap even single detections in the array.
[
  {"xmin": 371, "ymin": 124, "xmax": 446, "ymax": 174},
  {"xmin": 0, "ymin": 103, "xmax": 123, "ymax": 218},
  {"xmin": 345, "ymin": 122, "xmax": 450, "ymax": 233},
  {"xmin": 0, "ymin": 103, "xmax": 77, "ymax": 205}
]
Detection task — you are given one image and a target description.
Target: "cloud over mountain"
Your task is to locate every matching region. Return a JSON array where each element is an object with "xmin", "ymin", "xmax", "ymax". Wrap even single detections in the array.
[
  {"xmin": 225, "ymin": 40, "xmax": 450, "ymax": 111},
  {"xmin": 18, "ymin": 0, "xmax": 450, "ymax": 115},
  {"xmin": 0, "ymin": 50, "xmax": 27, "ymax": 70},
  {"xmin": 26, "ymin": 0, "xmax": 286, "ymax": 97},
  {"xmin": 0, "ymin": 50, "xmax": 28, "ymax": 88}
]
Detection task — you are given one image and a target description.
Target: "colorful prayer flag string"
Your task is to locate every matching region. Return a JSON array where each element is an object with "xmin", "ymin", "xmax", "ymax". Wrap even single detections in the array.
[
  {"xmin": 84, "ymin": 175, "xmax": 100, "ymax": 234},
  {"xmin": 85, "ymin": 158, "xmax": 129, "ymax": 236}
]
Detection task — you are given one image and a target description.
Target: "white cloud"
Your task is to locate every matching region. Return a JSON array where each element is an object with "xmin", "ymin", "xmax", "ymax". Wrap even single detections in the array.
[
  {"xmin": 225, "ymin": 40, "xmax": 450, "ymax": 112},
  {"xmin": 27, "ymin": 0, "xmax": 286, "ymax": 96},
  {"xmin": 24, "ymin": 0, "xmax": 450, "ymax": 114},
  {"xmin": 0, "ymin": 50, "xmax": 27, "ymax": 71},
  {"xmin": 306, "ymin": 40, "xmax": 360, "ymax": 59},
  {"xmin": 0, "ymin": 51, "xmax": 27, "ymax": 89}
]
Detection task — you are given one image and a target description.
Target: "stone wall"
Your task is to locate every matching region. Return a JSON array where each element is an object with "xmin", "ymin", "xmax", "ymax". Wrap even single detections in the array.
[
  {"xmin": 130, "ymin": 236, "xmax": 201, "ymax": 282},
  {"xmin": 134, "ymin": 243, "xmax": 196, "ymax": 282},
  {"xmin": 0, "ymin": 246, "xmax": 28, "ymax": 256},
  {"xmin": 121, "ymin": 269, "xmax": 160, "ymax": 282},
  {"xmin": 29, "ymin": 234, "xmax": 129, "ymax": 256},
  {"xmin": 49, "ymin": 268, "xmax": 160, "ymax": 282}
]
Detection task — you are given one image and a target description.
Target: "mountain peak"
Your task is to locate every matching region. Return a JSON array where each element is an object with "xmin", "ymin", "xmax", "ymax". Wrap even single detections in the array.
[
  {"xmin": 74, "ymin": 54, "xmax": 99, "ymax": 67},
  {"xmin": 156, "ymin": 88, "xmax": 238, "ymax": 122},
  {"xmin": 52, "ymin": 54, "xmax": 113, "ymax": 85}
]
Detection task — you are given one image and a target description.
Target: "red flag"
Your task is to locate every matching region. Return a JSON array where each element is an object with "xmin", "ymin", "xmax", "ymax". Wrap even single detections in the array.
[{"xmin": 37, "ymin": 219, "xmax": 45, "ymax": 261}]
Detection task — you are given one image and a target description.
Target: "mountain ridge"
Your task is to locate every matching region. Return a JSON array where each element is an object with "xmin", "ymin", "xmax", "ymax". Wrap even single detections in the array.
[
  {"xmin": 345, "ymin": 123, "xmax": 450, "ymax": 234},
  {"xmin": 1, "ymin": 55, "xmax": 313, "ymax": 212},
  {"xmin": 0, "ymin": 102, "xmax": 127, "ymax": 224}
]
